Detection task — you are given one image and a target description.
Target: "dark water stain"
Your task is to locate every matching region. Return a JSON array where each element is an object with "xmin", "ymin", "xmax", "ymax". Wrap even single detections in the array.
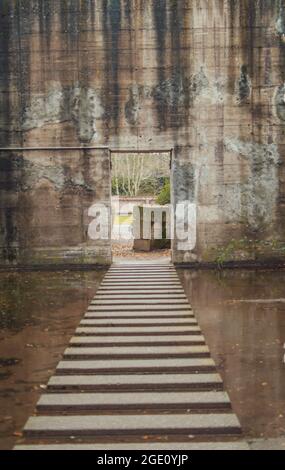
[
  {"xmin": 151, "ymin": 71, "xmax": 195, "ymax": 132},
  {"xmin": 9, "ymin": 0, "xmax": 32, "ymax": 145},
  {"xmin": 276, "ymin": 3, "xmax": 285, "ymax": 95},
  {"xmin": 227, "ymin": 1, "xmax": 256, "ymax": 96},
  {"xmin": 176, "ymin": 0, "xmax": 192, "ymax": 111},
  {"xmin": 102, "ymin": 0, "xmax": 122, "ymax": 135},
  {"xmin": 173, "ymin": 158, "xmax": 196, "ymax": 203},
  {"xmin": 277, "ymin": 0, "xmax": 285, "ymax": 83},
  {"xmin": 274, "ymin": 0, "xmax": 285, "ymax": 238},
  {"xmin": 240, "ymin": 1, "xmax": 255, "ymax": 79},
  {"xmin": 0, "ymin": 269, "xmax": 106, "ymax": 449},
  {"xmin": 227, "ymin": 1, "xmax": 279, "ymax": 148},
  {"xmin": 59, "ymin": 0, "xmax": 80, "ymax": 44},
  {"xmin": 228, "ymin": 1, "xmax": 277, "ymax": 83},
  {"xmin": 123, "ymin": 0, "xmax": 131, "ymax": 21},
  {"xmin": 227, "ymin": 0, "xmax": 238, "ymax": 94},
  {"xmin": 0, "ymin": 0, "xmax": 11, "ymax": 147},
  {"xmin": 0, "ymin": 154, "xmax": 25, "ymax": 263},
  {"xmin": 0, "ymin": 154, "xmax": 24, "ymax": 192},
  {"xmin": 37, "ymin": 0, "xmax": 53, "ymax": 40},
  {"xmin": 264, "ymin": 48, "xmax": 272, "ymax": 86},
  {"xmin": 152, "ymin": 1, "xmax": 191, "ymax": 131},
  {"xmin": 169, "ymin": 0, "xmax": 188, "ymax": 129},
  {"xmin": 2, "ymin": 209, "xmax": 18, "ymax": 263},
  {"xmin": 238, "ymin": 65, "xmax": 251, "ymax": 104},
  {"xmin": 81, "ymin": 0, "xmax": 96, "ymax": 30},
  {"xmin": 153, "ymin": 0, "xmax": 167, "ymax": 60},
  {"xmin": 80, "ymin": 1, "xmax": 97, "ymax": 87},
  {"xmin": 152, "ymin": 0, "xmax": 167, "ymax": 129},
  {"xmin": 275, "ymin": 84, "xmax": 285, "ymax": 121},
  {"xmin": 179, "ymin": 268, "xmax": 285, "ymax": 439},
  {"xmin": 125, "ymin": 87, "xmax": 138, "ymax": 127},
  {"xmin": 276, "ymin": 0, "xmax": 285, "ymax": 35},
  {"xmin": 80, "ymin": 149, "xmax": 96, "ymax": 198},
  {"xmin": 215, "ymin": 140, "xmax": 225, "ymax": 206},
  {"xmin": 84, "ymin": 0, "xmax": 96, "ymax": 28},
  {"xmin": 35, "ymin": 0, "xmax": 54, "ymax": 82}
]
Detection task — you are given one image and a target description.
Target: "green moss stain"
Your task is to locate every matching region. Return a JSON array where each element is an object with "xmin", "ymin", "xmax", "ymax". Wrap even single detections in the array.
[{"xmin": 211, "ymin": 238, "xmax": 285, "ymax": 266}]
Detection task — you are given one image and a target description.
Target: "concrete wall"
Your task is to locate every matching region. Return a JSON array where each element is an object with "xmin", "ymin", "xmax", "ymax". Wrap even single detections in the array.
[
  {"xmin": 0, "ymin": 147, "xmax": 112, "ymax": 265},
  {"xmin": 1, "ymin": 0, "xmax": 285, "ymax": 265}
]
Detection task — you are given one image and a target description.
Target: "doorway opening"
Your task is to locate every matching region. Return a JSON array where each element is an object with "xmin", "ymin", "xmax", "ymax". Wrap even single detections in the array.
[{"xmin": 110, "ymin": 151, "xmax": 172, "ymax": 264}]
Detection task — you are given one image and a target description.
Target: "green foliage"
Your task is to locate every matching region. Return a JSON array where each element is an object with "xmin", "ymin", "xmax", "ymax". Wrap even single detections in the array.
[
  {"xmin": 112, "ymin": 176, "xmax": 169, "ymax": 197},
  {"xmin": 138, "ymin": 177, "xmax": 160, "ymax": 196},
  {"xmin": 112, "ymin": 177, "xmax": 128, "ymax": 196},
  {"xmin": 111, "ymin": 153, "xmax": 170, "ymax": 197},
  {"xmin": 156, "ymin": 179, "xmax": 171, "ymax": 205}
]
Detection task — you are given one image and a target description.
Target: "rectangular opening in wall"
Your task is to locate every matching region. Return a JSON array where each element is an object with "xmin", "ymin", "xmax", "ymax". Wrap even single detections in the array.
[{"xmin": 111, "ymin": 151, "xmax": 172, "ymax": 264}]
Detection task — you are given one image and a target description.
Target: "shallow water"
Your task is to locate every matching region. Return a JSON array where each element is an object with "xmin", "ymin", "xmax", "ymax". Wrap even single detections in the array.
[
  {"xmin": 0, "ymin": 270, "xmax": 106, "ymax": 450},
  {"xmin": 0, "ymin": 267, "xmax": 285, "ymax": 449},
  {"xmin": 178, "ymin": 268, "xmax": 285, "ymax": 440}
]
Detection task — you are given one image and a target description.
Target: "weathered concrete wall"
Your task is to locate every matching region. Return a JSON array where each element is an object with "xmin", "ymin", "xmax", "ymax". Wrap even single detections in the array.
[
  {"xmin": 1, "ymin": 0, "xmax": 285, "ymax": 265},
  {"xmin": 0, "ymin": 148, "xmax": 111, "ymax": 265}
]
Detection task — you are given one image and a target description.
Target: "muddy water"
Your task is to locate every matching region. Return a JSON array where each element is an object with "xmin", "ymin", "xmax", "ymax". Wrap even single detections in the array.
[
  {"xmin": 0, "ymin": 270, "xmax": 106, "ymax": 450},
  {"xmin": 1, "ymin": 268, "xmax": 285, "ymax": 449},
  {"xmin": 178, "ymin": 269, "xmax": 285, "ymax": 440}
]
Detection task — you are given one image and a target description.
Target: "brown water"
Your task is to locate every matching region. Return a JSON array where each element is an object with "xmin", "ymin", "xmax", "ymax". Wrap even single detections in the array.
[
  {"xmin": 0, "ymin": 268, "xmax": 285, "ymax": 449},
  {"xmin": 178, "ymin": 269, "xmax": 285, "ymax": 440},
  {"xmin": 0, "ymin": 270, "xmax": 106, "ymax": 450}
]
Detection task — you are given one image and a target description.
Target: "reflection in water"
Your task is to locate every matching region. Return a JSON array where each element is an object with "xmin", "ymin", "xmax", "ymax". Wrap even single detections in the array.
[
  {"xmin": 0, "ymin": 270, "xmax": 106, "ymax": 450},
  {"xmin": 178, "ymin": 269, "xmax": 285, "ymax": 440},
  {"xmin": 1, "ymin": 268, "xmax": 285, "ymax": 448}
]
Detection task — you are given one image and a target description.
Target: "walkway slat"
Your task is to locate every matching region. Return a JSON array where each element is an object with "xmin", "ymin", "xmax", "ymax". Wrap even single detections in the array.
[
  {"xmin": 15, "ymin": 442, "xmax": 250, "ymax": 450},
  {"xmin": 70, "ymin": 335, "xmax": 206, "ymax": 345},
  {"xmin": 23, "ymin": 414, "xmax": 242, "ymax": 437},
  {"xmin": 63, "ymin": 345, "xmax": 210, "ymax": 358},
  {"xmin": 96, "ymin": 290, "xmax": 186, "ymax": 295},
  {"xmin": 36, "ymin": 391, "xmax": 231, "ymax": 412},
  {"xmin": 99, "ymin": 286, "xmax": 183, "ymax": 291},
  {"xmin": 86, "ymin": 305, "xmax": 195, "ymax": 311},
  {"xmin": 94, "ymin": 294, "xmax": 187, "ymax": 299},
  {"xmin": 56, "ymin": 358, "xmax": 216, "ymax": 374},
  {"xmin": 75, "ymin": 326, "xmax": 202, "ymax": 335},
  {"xmin": 85, "ymin": 311, "xmax": 194, "ymax": 318},
  {"xmin": 91, "ymin": 299, "xmax": 189, "ymax": 305},
  {"xmin": 47, "ymin": 373, "xmax": 223, "ymax": 391},
  {"xmin": 80, "ymin": 318, "xmax": 197, "ymax": 326}
]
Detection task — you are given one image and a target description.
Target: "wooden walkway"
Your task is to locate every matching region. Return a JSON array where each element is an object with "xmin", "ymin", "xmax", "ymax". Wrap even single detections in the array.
[{"xmin": 15, "ymin": 264, "xmax": 249, "ymax": 450}]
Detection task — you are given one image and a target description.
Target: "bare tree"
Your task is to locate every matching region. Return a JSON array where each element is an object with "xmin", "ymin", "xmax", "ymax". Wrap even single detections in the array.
[{"xmin": 112, "ymin": 153, "xmax": 169, "ymax": 197}]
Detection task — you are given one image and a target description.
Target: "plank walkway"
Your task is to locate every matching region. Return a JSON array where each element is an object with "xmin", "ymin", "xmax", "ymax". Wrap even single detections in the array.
[{"xmin": 15, "ymin": 264, "xmax": 248, "ymax": 450}]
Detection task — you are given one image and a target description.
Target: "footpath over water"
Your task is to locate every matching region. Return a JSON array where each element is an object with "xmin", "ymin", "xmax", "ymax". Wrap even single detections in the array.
[{"xmin": 15, "ymin": 264, "xmax": 248, "ymax": 450}]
